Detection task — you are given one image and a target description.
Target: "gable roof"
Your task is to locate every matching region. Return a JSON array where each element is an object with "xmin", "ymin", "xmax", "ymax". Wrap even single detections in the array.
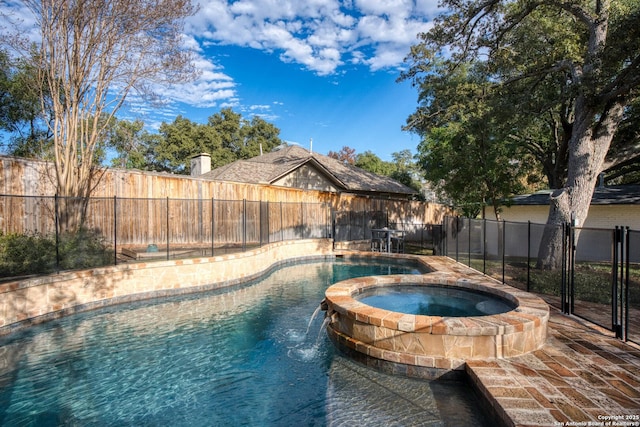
[
  {"xmin": 202, "ymin": 145, "xmax": 417, "ymax": 197},
  {"xmin": 509, "ymin": 185, "xmax": 640, "ymax": 206}
]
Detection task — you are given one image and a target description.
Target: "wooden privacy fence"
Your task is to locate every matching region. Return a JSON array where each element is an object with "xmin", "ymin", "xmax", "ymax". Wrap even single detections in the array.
[
  {"xmin": 0, "ymin": 155, "xmax": 454, "ymax": 220},
  {"xmin": 0, "ymin": 195, "xmax": 331, "ymax": 250},
  {"xmin": 0, "ymin": 155, "xmax": 455, "ymax": 267},
  {"xmin": 0, "ymin": 155, "xmax": 455, "ymax": 239}
]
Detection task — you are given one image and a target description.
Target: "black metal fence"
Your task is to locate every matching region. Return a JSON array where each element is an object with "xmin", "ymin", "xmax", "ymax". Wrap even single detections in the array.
[
  {"xmin": 0, "ymin": 194, "xmax": 331, "ymax": 278},
  {"xmin": 443, "ymin": 216, "xmax": 640, "ymax": 346},
  {"xmin": 4, "ymin": 194, "xmax": 637, "ymax": 346},
  {"xmin": 332, "ymin": 210, "xmax": 443, "ymax": 253}
]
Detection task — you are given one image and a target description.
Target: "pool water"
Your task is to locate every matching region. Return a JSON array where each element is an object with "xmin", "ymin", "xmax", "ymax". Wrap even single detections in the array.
[
  {"xmin": 357, "ymin": 285, "xmax": 516, "ymax": 317},
  {"xmin": 0, "ymin": 258, "xmax": 490, "ymax": 426}
]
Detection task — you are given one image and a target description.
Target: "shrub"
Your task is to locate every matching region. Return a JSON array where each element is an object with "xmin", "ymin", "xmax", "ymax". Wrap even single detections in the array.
[
  {"xmin": 58, "ymin": 227, "xmax": 114, "ymax": 271},
  {"xmin": 0, "ymin": 232, "xmax": 57, "ymax": 277},
  {"xmin": 0, "ymin": 228, "xmax": 114, "ymax": 278}
]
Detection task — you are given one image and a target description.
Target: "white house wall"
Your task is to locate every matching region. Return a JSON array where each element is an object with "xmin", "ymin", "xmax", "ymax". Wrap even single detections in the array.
[
  {"xmin": 498, "ymin": 204, "xmax": 640, "ymax": 263},
  {"xmin": 501, "ymin": 205, "xmax": 640, "ymax": 230}
]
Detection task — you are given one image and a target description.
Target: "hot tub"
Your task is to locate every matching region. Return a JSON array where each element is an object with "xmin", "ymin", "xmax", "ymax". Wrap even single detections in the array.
[{"xmin": 324, "ymin": 272, "xmax": 549, "ymax": 376}]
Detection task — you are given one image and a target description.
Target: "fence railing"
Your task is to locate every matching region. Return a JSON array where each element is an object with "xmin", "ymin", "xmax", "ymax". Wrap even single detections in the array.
[
  {"xmin": 443, "ymin": 216, "xmax": 639, "ymax": 346},
  {"xmin": 0, "ymin": 194, "xmax": 331, "ymax": 278},
  {"xmin": 332, "ymin": 210, "xmax": 443, "ymax": 253}
]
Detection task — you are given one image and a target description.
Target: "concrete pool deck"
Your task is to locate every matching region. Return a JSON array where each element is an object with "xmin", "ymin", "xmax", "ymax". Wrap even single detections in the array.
[{"xmin": 467, "ymin": 308, "xmax": 640, "ymax": 427}]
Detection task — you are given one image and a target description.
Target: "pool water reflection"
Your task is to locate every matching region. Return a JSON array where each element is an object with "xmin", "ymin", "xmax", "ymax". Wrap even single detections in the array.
[
  {"xmin": 0, "ymin": 258, "xmax": 490, "ymax": 426},
  {"xmin": 356, "ymin": 285, "xmax": 516, "ymax": 317}
]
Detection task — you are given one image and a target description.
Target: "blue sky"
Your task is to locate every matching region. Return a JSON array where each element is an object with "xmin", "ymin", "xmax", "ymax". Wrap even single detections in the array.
[
  {"xmin": 3, "ymin": 0, "xmax": 443, "ymax": 162},
  {"xmin": 158, "ymin": 44, "xmax": 426, "ymax": 161}
]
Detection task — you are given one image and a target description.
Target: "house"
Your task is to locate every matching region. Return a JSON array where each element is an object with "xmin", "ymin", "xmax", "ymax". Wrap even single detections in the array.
[
  {"xmin": 191, "ymin": 145, "xmax": 418, "ymax": 200},
  {"xmin": 500, "ymin": 184, "xmax": 640, "ymax": 229}
]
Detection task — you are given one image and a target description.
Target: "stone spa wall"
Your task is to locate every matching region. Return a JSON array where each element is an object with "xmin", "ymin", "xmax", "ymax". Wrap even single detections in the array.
[{"xmin": 324, "ymin": 257, "xmax": 549, "ymax": 375}]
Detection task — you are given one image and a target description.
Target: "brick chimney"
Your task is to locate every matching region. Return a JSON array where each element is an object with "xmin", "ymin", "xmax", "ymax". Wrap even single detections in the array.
[{"xmin": 190, "ymin": 153, "xmax": 211, "ymax": 176}]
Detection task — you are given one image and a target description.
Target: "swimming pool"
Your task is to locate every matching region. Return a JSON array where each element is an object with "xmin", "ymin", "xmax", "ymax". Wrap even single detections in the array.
[{"xmin": 0, "ymin": 258, "xmax": 490, "ymax": 426}]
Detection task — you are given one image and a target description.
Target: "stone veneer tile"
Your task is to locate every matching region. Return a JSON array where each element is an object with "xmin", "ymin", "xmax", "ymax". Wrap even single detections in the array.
[
  {"xmin": 588, "ymin": 363, "xmax": 619, "ymax": 379},
  {"xmin": 550, "ymin": 409, "xmax": 571, "ymax": 424},
  {"xmin": 550, "ymin": 354, "xmax": 581, "ymax": 369},
  {"xmin": 380, "ymin": 311, "xmax": 404, "ymax": 329},
  {"xmin": 575, "ymin": 370, "xmax": 609, "ymax": 387},
  {"xmin": 471, "ymin": 335, "xmax": 498, "ymax": 359},
  {"xmin": 466, "ymin": 359, "xmax": 502, "ymax": 368},
  {"xmin": 353, "ymin": 305, "xmax": 379, "ymax": 323},
  {"xmin": 443, "ymin": 335, "xmax": 474, "ymax": 359},
  {"xmin": 556, "ymin": 387, "xmax": 599, "ymax": 409},
  {"xmin": 525, "ymin": 387, "xmax": 556, "ymax": 409},
  {"xmin": 536, "ymin": 369, "xmax": 571, "ymax": 388},
  {"xmin": 543, "ymin": 361, "xmax": 577, "ymax": 377},
  {"xmin": 597, "ymin": 386, "xmax": 639, "ymax": 409},
  {"xmin": 487, "ymin": 386, "xmax": 532, "ymax": 399},
  {"xmin": 510, "ymin": 362, "xmax": 540, "ymax": 377},
  {"xmin": 497, "ymin": 398, "xmax": 543, "ymax": 411},
  {"xmin": 413, "ymin": 316, "xmax": 434, "ymax": 333},
  {"xmin": 429, "ymin": 319, "xmax": 449, "ymax": 335},
  {"xmin": 595, "ymin": 350, "xmax": 630, "ymax": 365},
  {"xmin": 607, "ymin": 378, "xmax": 640, "ymax": 398},
  {"xmin": 414, "ymin": 354, "xmax": 435, "ymax": 367},
  {"xmin": 555, "ymin": 398, "xmax": 592, "ymax": 422},
  {"xmin": 396, "ymin": 314, "xmax": 415, "ymax": 332},
  {"xmin": 475, "ymin": 376, "xmax": 522, "ymax": 388},
  {"xmin": 611, "ymin": 370, "xmax": 640, "ymax": 388}
]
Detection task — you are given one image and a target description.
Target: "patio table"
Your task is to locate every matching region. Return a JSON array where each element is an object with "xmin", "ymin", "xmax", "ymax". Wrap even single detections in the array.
[{"xmin": 371, "ymin": 228, "xmax": 405, "ymax": 253}]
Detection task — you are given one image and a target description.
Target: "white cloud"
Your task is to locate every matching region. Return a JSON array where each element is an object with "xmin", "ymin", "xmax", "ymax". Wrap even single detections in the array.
[
  {"xmin": 357, "ymin": 15, "xmax": 431, "ymax": 45},
  {"xmin": 249, "ymin": 105, "xmax": 272, "ymax": 111},
  {"xmin": 354, "ymin": 0, "xmax": 413, "ymax": 17},
  {"xmin": 366, "ymin": 44, "xmax": 408, "ymax": 71},
  {"xmin": 1, "ymin": 1, "xmax": 241, "ymax": 112},
  {"xmin": 189, "ymin": 0, "xmax": 443, "ymax": 75},
  {"xmin": 415, "ymin": 0, "xmax": 442, "ymax": 18},
  {"xmin": 2, "ymin": 0, "xmax": 444, "ymax": 120}
]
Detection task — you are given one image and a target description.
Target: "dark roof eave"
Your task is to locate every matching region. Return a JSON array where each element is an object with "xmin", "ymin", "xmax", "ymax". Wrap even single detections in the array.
[{"xmin": 505, "ymin": 185, "xmax": 640, "ymax": 206}]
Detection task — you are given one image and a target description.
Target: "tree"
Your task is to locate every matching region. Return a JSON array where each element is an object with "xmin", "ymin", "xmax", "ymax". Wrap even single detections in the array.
[
  {"xmin": 405, "ymin": 61, "xmax": 531, "ymax": 217},
  {"xmin": 9, "ymin": 0, "xmax": 197, "ymax": 230},
  {"xmin": 0, "ymin": 49, "xmax": 52, "ymax": 158},
  {"xmin": 153, "ymin": 109, "xmax": 283, "ymax": 174},
  {"xmin": 402, "ymin": 0, "xmax": 640, "ymax": 267},
  {"xmin": 355, "ymin": 151, "xmax": 394, "ymax": 176},
  {"xmin": 602, "ymin": 97, "xmax": 640, "ymax": 185},
  {"xmin": 240, "ymin": 115, "xmax": 283, "ymax": 159},
  {"xmin": 328, "ymin": 146, "xmax": 356, "ymax": 164},
  {"xmin": 207, "ymin": 108, "xmax": 282, "ymax": 161},
  {"xmin": 388, "ymin": 150, "xmax": 424, "ymax": 199},
  {"xmin": 353, "ymin": 148, "xmax": 425, "ymax": 200},
  {"xmin": 108, "ymin": 119, "xmax": 160, "ymax": 170}
]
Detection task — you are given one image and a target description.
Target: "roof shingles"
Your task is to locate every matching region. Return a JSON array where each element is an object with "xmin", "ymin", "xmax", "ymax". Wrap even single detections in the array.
[{"xmin": 202, "ymin": 145, "xmax": 417, "ymax": 196}]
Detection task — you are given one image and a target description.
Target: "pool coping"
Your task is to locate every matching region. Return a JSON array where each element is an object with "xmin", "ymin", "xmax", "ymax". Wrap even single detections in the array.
[
  {"xmin": 0, "ymin": 239, "xmax": 334, "ymax": 335},
  {"xmin": 324, "ymin": 271, "xmax": 549, "ymax": 371}
]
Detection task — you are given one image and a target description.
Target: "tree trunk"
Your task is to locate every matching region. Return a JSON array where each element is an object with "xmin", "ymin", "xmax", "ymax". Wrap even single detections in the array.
[
  {"xmin": 536, "ymin": 190, "xmax": 569, "ymax": 269},
  {"xmin": 536, "ymin": 100, "xmax": 624, "ymax": 269},
  {"xmin": 536, "ymin": 0, "xmax": 628, "ymax": 269}
]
